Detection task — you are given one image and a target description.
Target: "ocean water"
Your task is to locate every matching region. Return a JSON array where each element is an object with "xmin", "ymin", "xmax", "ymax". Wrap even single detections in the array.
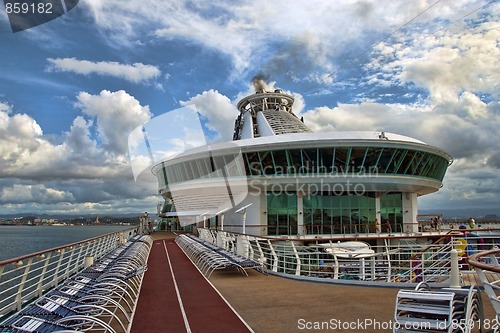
[{"xmin": 0, "ymin": 225, "xmax": 134, "ymax": 262}]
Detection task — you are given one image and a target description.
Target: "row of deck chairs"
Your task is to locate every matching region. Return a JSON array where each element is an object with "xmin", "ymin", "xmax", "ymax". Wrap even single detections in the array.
[
  {"xmin": 175, "ymin": 234, "xmax": 266, "ymax": 279},
  {"xmin": 0, "ymin": 235, "xmax": 153, "ymax": 333},
  {"xmin": 393, "ymin": 282, "xmax": 483, "ymax": 333}
]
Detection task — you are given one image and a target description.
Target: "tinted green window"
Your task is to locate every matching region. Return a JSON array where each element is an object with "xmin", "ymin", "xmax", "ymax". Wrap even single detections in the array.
[
  {"xmin": 303, "ymin": 193, "xmax": 375, "ymax": 235},
  {"xmin": 364, "ymin": 147, "xmax": 383, "ymax": 173},
  {"xmin": 245, "ymin": 152, "xmax": 261, "ymax": 175},
  {"xmin": 259, "ymin": 151, "xmax": 275, "ymax": 176},
  {"xmin": 162, "ymin": 148, "xmax": 449, "ymax": 184},
  {"xmin": 287, "ymin": 149, "xmax": 302, "ymax": 174},
  {"xmin": 380, "ymin": 193, "xmax": 403, "ymax": 233},
  {"xmin": 350, "ymin": 147, "xmax": 368, "ymax": 173},
  {"xmin": 403, "ymin": 151, "xmax": 421, "ymax": 175},
  {"xmin": 378, "ymin": 148, "xmax": 395, "ymax": 173},
  {"xmin": 272, "ymin": 150, "xmax": 288, "ymax": 175},
  {"xmin": 302, "ymin": 148, "xmax": 317, "ymax": 173},
  {"xmin": 386, "ymin": 149, "xmax": 403, "ymax": 173},
  {"xmin": 318, "ymin": 148, "xmax": 334, "ymax": 173},
  {"xmin": 267, "ymin": 193, "xmax": 297, "ymax": 235},
  {"xmin": 393, "ymin": 150, "xmax": 409, "ymax": 174},
  {"xmin": 334, "ymin": 148, "xmax": 349, "ymax": 172}
]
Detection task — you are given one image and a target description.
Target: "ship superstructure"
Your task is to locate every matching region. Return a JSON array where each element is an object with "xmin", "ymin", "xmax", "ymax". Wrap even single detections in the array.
[{"xmin": 153, "ymin": 81, "xmax": 452, "ymax": 237}]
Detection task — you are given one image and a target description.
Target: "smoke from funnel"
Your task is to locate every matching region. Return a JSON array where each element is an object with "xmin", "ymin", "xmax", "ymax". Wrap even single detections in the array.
[{"xmin": 252, "ymin": 73, "xmax": 269, "ymax": 92}]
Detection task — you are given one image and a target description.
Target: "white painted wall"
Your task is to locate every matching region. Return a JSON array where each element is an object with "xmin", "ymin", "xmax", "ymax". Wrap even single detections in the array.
[
  {"xmin": 221, "ymin": 192, "xmax": 265, "ymax": 235},
  {"xmin": 402, "ymin": 192, "xmax": 418, "ymax": 233}
]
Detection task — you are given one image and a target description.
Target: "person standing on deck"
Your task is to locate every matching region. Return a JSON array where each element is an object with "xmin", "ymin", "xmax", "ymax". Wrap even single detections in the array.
[
  {"xmin": 385, "ymin": 219, "xmax": 392, "ymax": 234},
  {"xmin": 375, "ymin": 219, "xmax": 381, "ymax": 234},
  {"xmin": 468, "ymin": 217, "xmax": 475, "ymax": 228}
]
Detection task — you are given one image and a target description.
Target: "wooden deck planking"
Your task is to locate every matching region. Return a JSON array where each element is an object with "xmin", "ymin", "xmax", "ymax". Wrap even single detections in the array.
[{"xmin": 461, "ymin": 271, "xmax": 499, "ymax": 286}]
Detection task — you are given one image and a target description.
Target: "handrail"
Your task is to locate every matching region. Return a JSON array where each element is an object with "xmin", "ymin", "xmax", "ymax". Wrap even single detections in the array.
[
  {"xmin": 408, "ymin": 229, "xmax": 459, "ymax": 261},
  {"xmin": 0, "ymin": 227, "xmax": 138, "ymax": 267},
  {"xmin": 199, "ymin": 227, "xmax": 500, "ymax": 285},
  {"xmin": 467, "ymin": 248, "xmax": 500, "ymax": 273},
  {"xmin": 208, "ymin": 226, "xmax": 500, "ymax": 242},
  {"xmin": 0, "ymin": 227, "xmax": 138, "ymax": 317}
]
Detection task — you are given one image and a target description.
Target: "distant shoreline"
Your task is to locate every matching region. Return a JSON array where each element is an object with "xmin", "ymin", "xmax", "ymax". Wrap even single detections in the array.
[{"xmin": 0, "ymin": 223, "xmax": 134, "ymax": 226}]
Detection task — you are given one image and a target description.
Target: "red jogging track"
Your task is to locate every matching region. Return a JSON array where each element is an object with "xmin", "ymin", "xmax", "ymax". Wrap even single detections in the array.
[{"xmin": 130, "ymin": 239, "xmax": 253, "ymax": 333}]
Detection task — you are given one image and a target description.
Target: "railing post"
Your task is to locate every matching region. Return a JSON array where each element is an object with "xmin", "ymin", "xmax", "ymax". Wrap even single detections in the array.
[
  {"xmin": 247, "ymin": 236, "xmax": 255, "ymax": 259},
  {"xmin": 75, "ymin": 244, "xmax": 86, "ymax": 271},
  {"xmin": 0, "ymin": 264, "xmax": 4, "ymax": 283},
  {"xmin": 119, "ymin": 232, "xmax": 126, "ymax": 245},
  {"xmin": 15, "ymin": 257, "xmax": 33, "ymax": 311},
  {"xmin": 64, "ymin": 246, "xmax": 76, "ymax": 279},
  {"xmin": 384, "ymin": 239, "xmax": 392, "ymax": 282},
  {"xmin": 333, "ymin": 254, "xmax": 339, "ymax": 279},
  {"xmin": 370, "ymin": 256, "xmax": 376, "ymax": 280},
  {"xmin": 84, "ymin": 255, "xmax": 94, "ymax": 268},
  {"xmin": 36, "ymin": 253, "xmax": 52, "ymax": 297},
  {"xmin": 450, "ymin": 248, "xmax": 461, "ymax": 288},
  {"xmin": 236, "ymin": 235, "xmax": 248, "ymax": 257},
  {"xmin": 290, "ymin": 241, "xmax": 301, "ymax": 276},
  {"xmin": 94, "ymin": 237, "xmax": 105, "ymax": 258},
  {"xmin": 52, "ymin": 248, "xmax": 65, "ymax": 288},
  {"xmin": 268, "ymin": 240, "xmax": 278, "ymax": 272},
  {"xmin": 254, "ymin": 239, "xmax": 265, "ymax": 265}
]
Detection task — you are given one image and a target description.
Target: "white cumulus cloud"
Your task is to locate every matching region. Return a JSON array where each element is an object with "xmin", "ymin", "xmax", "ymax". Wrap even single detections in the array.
[
  {"xmin": 0, "ymin": 184, "xmax": 74, "ymax": 204},
  {"xmin": 47, "ymin": 58, "xmax": 161, "ymax": 83},
  {"xmin": 180, "ymin": 89, "xmax": 238, "ymax": 142},
  {"xmin": 75, "ymin": 90, "xmax": 152, "ymax": 154}
]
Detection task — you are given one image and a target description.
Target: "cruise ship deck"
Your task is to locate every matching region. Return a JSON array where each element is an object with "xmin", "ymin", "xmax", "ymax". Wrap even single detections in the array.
[
  {"xmin": 131, "ymin": 231, "xmax": 497, "ymax": 333},
  {"xmin": 130, "ymin": 232, "xmax": 252, "ymax": 333},
  {"xmin": 1, "ymin": 228, "xmax": 498, "ymax": 332}
]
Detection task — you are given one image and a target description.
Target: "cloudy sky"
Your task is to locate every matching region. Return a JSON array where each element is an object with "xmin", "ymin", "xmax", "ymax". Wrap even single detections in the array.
[{"xmin": 0, "ymin": 0, "xmax": 498, "ymax": 217}]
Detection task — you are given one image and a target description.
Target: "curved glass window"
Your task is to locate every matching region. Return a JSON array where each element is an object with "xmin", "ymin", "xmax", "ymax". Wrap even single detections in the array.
[
  {"xmin": 260, "ymin": 151, "xmax": 275, "ymax": 175},
  {"xmin": 349, "ymin": 147, "xmax": 367, "ymax": 173},
  {"xmin": 272, "ymin": 150, "xmax": 288, "ymax": 175},
  {"xmin": 318, "ymin": 148, "xmax": 334, "ymax": 173},
  {"xmin": 287, "ymin": 149, "xmax": 302, "ymax": 173},
  {"xmin": 301, "ymin": 148, "xmax": 317, "ymax": 173},
  {"xmin": 245, "ymin": 152, "xmax": 261, "ymax": 176},
  {"xmin": 334, "ymin": 147, "xmax": 349, "ymax": 172},
  {"xmin": 156, "ymin": 146, "xmax": 450, "ymax": 187}
]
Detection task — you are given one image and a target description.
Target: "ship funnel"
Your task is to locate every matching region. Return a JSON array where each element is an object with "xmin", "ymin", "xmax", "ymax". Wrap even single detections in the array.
[
  {"xmin": 233, "ymin": 80, "xmax": 312, "ymax": 140},
  {"xmin": 252, "ymin": 77, "xmax": 267, "ymax": 93}
]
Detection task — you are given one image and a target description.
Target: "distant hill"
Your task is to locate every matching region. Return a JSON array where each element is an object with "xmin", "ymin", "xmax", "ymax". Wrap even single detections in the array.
[
  {"xmin": 0, "ymin": 212, "xmax": 158, "ymax": 220},
  {"xmin": 1, "ymin": 209, "xmax": 498, "ymax": 221},
  {"xmin": 419, "ymin": 208, "xmax": 500, "ymax": 220}
]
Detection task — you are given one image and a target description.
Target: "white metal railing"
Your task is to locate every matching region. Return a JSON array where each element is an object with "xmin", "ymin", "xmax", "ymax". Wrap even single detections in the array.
[
  {"xmin": 0, "ymin": 227, "xmax": 138, "ymax": 318},
  {"xmin": 198, "ymin": 228, "xmax": 498, "ymax": 285},
  {"xmin": 390, "ymin": 240, "xmax": 454, "ymax": 283}
]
